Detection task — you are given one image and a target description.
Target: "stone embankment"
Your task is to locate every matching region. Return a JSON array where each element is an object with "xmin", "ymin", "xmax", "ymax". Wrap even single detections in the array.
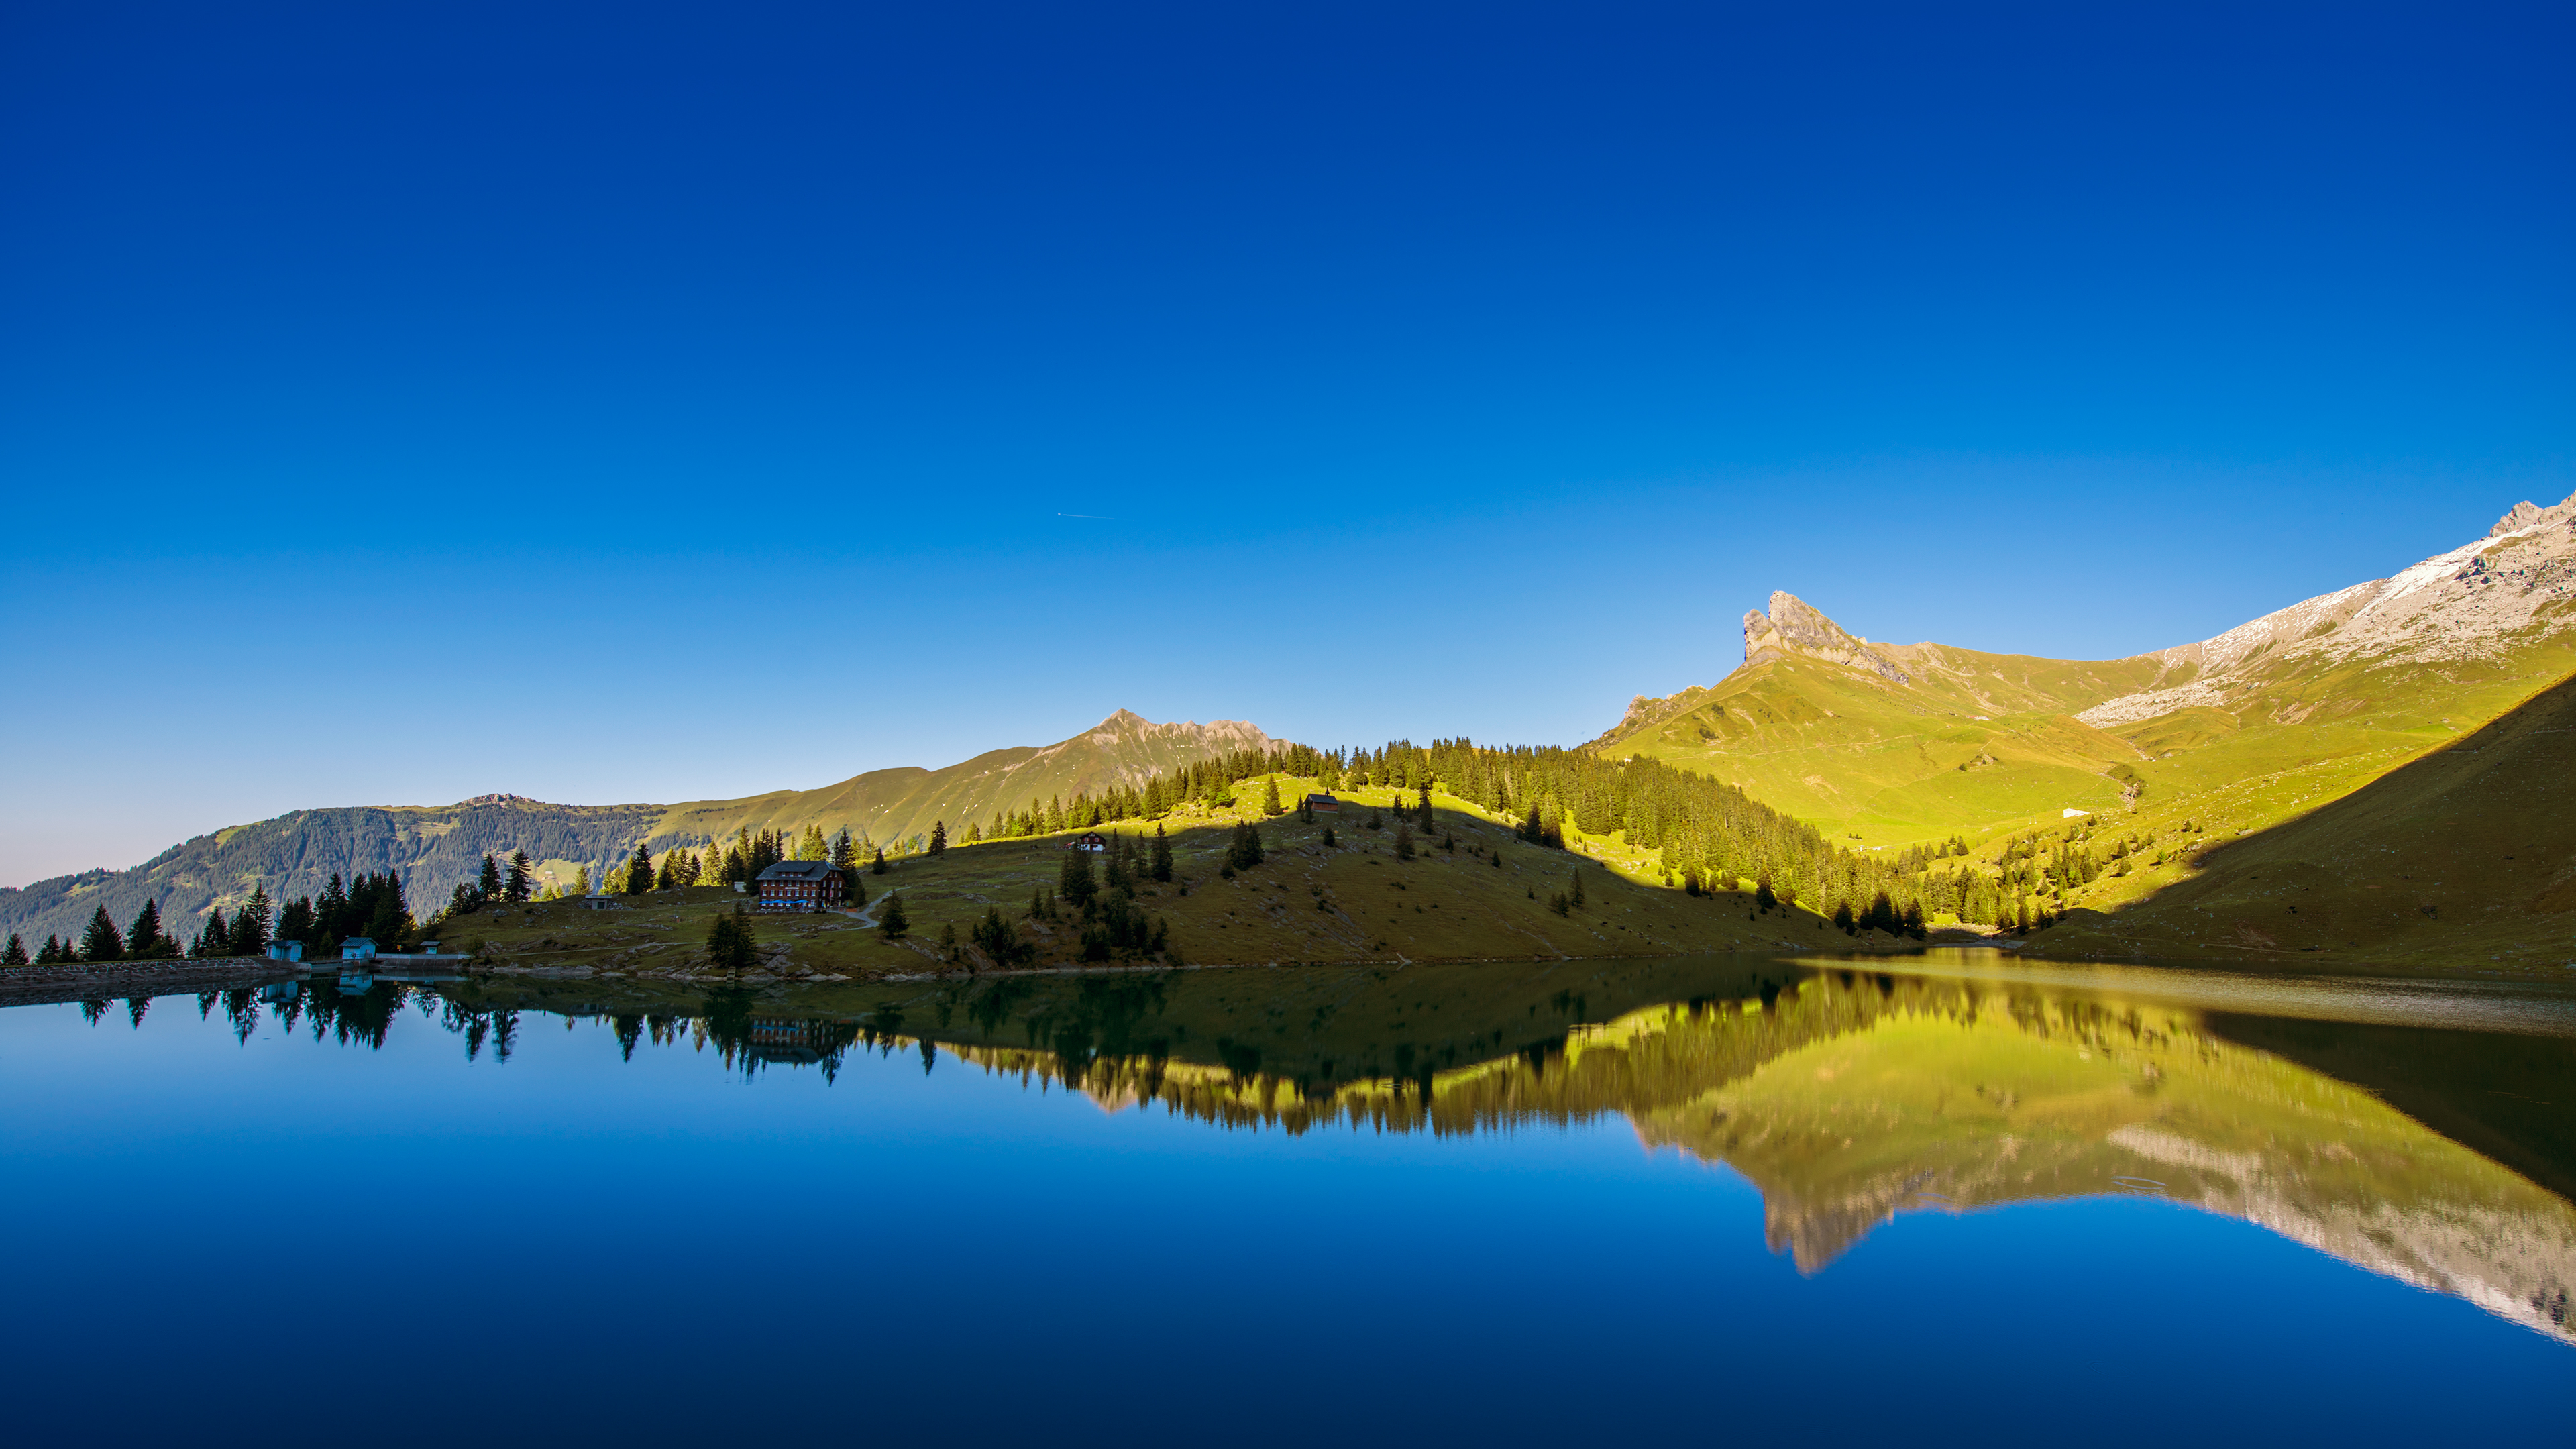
[{"xmin": 0, "ymin": 956, "xmax": 297, "ymax": 1008}]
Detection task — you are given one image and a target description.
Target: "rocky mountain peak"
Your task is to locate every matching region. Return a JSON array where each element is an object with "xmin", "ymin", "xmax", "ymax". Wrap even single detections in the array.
[
  {"xmin": 2489, "ymin": 489, "xmax": 2576, "ymax": 538},
  {"xmin": 1742, "ymin": 591, "xmax": 1911, "ymax": 684}
]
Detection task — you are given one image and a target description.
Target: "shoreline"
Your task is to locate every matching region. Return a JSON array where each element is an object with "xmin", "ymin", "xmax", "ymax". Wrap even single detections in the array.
[{"xmin": 0, "ymin": 956, "xmax": 299, "ymax": 1008}]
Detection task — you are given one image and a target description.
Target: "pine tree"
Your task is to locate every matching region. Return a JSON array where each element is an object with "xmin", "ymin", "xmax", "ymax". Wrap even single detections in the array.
[
  {"xmin": 1417, "ymin": 784, "xmax": 1433, "ymax": 823},
  {"xmin": 506, "ymin": 850, "xmax": 533, "ymax": 902},
  {"xmin": 477, "ymin": 853, "xmax": 503, "ymax": 902},
  {"xmin": 1394, "ymin": 824, "xmax": 1415, "ymax": 861},
  {"xmin": 310, "ymin": 873, "xmax": 346, "ymax": 941},
  {"xmin": 232, "ymin": 886, "xmax": 272, "ymax": 955},
  {"xmin": 573, "ymin": 863, "xmax": 592, "ymax": 896},
  {"xmin": 2, "ymin": 934, "xmax": 25, "ymax": 967},
  {"xmin": 704, "ymin": 911, "xmax": 759, "ymax": 972},
  {"xmin": 928, "ymin": 820, "xmax": 948, "ymax": 855},
  {"xmin": 80, "ymin": 905, "xmax": 125, "ymax": 962},
  {"xmin": 1570, "ymin": 867, "xmax": 1584, "ymax": 910},
  {"xmin": 655, "ymin": 853, "xmax": 678, "ymax": 890},
  {"xmin": 1262, "ymin": 777, "xmax": 1283, "ymax": 817},
  {"xmin": 38, "ymin": 934, "xmax": 65, "ymax": 964},
  {"xmin": 1150, "ymin": 824, "xmax": 1173, "ymax": 882},
  {"xmin": 872, "ymin": 847, "xmax": 888, "ymax": 875},
  {"xmin": 277, "ymin": 896, "xmax": 315, "ymax": 947},
  {"xmin": 829, "ymin": 828, "xmax": 859, "ymax": 879},
  {"xmin": 878, "ymin": 893, "xmax": 910, "ymax": 941},
  {"xmin": 127, "ymin": 899, "xmax": 168, "ymax": 959},
  {"xmin": 625, "ymin": 843, "xmax": 653, "ymax": 895},
  {"xmin": 1060, "ymin": 849, "xmax": 1097, "ymax": 910},
  {"xmin": 201, "ymin": 908, "xmax": 230, "ymax": 957}
]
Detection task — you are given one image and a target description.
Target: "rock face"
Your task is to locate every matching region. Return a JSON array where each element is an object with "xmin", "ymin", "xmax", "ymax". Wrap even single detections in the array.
[
  {"xmin": 1741, "ymin": 591, "xmax": 1911, "ymax": 684},
  {"xmin": 2075, "ymin": 489, "xmax": 2576, "ymax": 728}
]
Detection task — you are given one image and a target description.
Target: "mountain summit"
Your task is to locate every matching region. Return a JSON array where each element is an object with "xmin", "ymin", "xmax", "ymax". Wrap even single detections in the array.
[{"xmin": 1742, "ymin": 592, "xmax": 1911, "ymax": 684}]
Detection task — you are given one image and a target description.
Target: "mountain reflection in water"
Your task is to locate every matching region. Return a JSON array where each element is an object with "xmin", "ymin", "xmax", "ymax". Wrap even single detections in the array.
[{"xmin": 119, "ymin": 953, "xmax": 2576, "ymax": 1345}]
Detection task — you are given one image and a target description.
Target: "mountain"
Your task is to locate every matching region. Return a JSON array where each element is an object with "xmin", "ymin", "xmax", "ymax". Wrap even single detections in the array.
[
  {"xmin": 648, "ymin": 710, "xmax": 1275, "ymax": 859},
  {"xmin": 2039, "ymin": 663, "xmax": 2576, "ymax": 969},
  {"xmin": 1597, "ymin": 492, "xmax": 2576, "ymax": 853},
  {"xmin": 0, "ymin": 711, "xmax": 1278, "ymax": 951}
]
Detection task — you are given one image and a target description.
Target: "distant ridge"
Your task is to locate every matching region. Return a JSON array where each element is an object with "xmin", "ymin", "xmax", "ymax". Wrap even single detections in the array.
[{"xmin": 0, "ymin": 711, "xmax": 1279, "ymax": 950}]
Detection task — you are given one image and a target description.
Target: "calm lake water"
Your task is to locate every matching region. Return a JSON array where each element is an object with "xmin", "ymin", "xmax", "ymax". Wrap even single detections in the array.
[{"xmin": 5, "ymin": 949, "xmax": 2570, "ymax": 1446}]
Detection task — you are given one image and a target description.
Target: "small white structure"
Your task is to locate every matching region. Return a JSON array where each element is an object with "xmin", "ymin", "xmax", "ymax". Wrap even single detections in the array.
[
  {"xmin": 266, "ymin": 939, "xmax": 304, "ymax": 963},
  {"xmin": 341, "ymin": 936, "xmax": 378, "ymax": 962},
  {"xmin": 2062, "ymin": 808, "xmax": 2090, "ymax": 819}
]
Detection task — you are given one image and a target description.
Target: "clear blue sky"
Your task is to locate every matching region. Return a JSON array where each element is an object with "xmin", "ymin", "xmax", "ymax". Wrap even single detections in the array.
[{"xmin": 3, "ymin": 1, "xmax": 2569, "ymax": 886}]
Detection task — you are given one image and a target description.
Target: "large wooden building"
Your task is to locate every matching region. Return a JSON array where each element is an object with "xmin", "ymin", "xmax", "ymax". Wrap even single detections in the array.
[{"xmin": 755, "ymin": 860, "xmax": 847, "ymax": 913}]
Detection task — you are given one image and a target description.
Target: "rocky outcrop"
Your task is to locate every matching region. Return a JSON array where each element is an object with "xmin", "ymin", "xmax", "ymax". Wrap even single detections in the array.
[
  {"xmin": 2490, "ymin": 494, "xmax": 2576, "ymax": 537},
  {"xmin": 1741, "ymin": 592, "xmax": 1911, "ymax": 684}
]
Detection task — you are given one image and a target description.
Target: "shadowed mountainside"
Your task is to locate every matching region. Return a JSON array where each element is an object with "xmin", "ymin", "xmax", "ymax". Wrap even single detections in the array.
[{"xmin": 2036, "ymin": 667, "xmax": 2576, "ymax": 971}]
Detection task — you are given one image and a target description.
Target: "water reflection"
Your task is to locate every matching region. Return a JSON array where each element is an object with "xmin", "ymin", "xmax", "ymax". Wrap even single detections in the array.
[{"xmin": 55, "ymin": 954, "xmax": 2576, "ymax": 1344}]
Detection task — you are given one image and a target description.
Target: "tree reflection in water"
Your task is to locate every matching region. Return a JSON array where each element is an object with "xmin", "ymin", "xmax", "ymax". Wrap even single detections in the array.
[{"xmin": 70, "ymin": 959, "xmax": 2576, "ymax": 1344}]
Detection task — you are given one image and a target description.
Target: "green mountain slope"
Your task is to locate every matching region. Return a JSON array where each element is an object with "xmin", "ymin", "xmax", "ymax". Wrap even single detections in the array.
[
  {"xmin": 650, "ymin": 709, "xmax": 1274, "ymax": 856},
  {"xmin": 0, "ymin": 711, "xmax": 1276, "ymax": 951},
  {"xmin": 1599, "ymin": 494, "xmax": 2576, "ymax": 867},
  {"xmin": 2039, "ymin": 665, "xmax": 2576, "ymax": 970}
]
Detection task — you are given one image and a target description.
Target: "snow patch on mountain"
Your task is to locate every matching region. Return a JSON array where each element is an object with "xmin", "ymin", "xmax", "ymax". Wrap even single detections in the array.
[{"xmin": 2077, "ymin": 492, "xmax": 2576, "ymax": 727}]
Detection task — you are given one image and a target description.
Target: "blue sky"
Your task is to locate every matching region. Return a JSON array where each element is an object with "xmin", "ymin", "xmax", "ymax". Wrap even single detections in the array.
[{"xmin": 3, "ymin": 1, "xmax": 2569, "ymax": 885}]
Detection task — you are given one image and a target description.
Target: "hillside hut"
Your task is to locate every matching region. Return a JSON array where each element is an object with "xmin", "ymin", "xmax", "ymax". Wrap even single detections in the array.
[{"xmin": 340, "ymin": 937, "xmax": 377, "ymax": 963}]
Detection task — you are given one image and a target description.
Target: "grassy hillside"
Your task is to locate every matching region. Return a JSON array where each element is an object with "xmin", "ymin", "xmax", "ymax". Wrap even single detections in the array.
[
  {"xmin": 436, "ymin": 781, "xmax": 1878, "ymax": 979},
  {"xmin": 1589, "ymin": 560, "xmax": 2576, "ymax": 973},
  {"xmin": 1601, "ymin": 649, "xmax": 2161, "ymax": 841},
  {"xmin": 1603, "ymin": 626, "xmax": 2576, "ymax": 861},
  {"xmin": 2037, "ymin": 665, "xmax": 2576, "ymax": 972}
]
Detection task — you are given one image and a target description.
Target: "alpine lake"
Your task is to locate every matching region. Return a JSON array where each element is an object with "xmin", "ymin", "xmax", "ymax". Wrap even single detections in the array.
[{"xmin": 6, "ymin": 949, "xmax": 2571, "ymax": 1445}]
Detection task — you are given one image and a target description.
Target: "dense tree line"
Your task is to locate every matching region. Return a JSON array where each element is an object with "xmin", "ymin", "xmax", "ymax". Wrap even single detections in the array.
[{"xmin": 1328, "ymin": 737, "xmax": 2119, "ymax": 934}]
